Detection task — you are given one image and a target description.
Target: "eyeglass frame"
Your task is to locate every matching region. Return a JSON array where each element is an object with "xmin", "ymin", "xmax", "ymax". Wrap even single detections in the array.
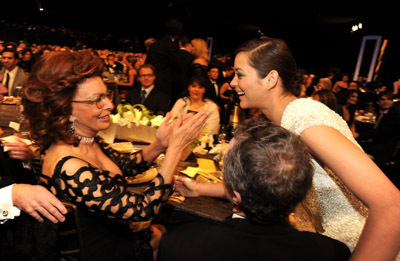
[
  {"xmin": 138, "ymin": 74, "xmax": 155, "ymax": 78},
  {"xmin": 72, "ymin": 90, "xmax": 114, "ymax": 109}
]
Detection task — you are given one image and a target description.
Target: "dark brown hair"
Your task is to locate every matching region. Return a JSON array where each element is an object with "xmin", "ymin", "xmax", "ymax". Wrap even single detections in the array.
[
  {"xmin": 236, "ymin": 37, "xmax": 301, "ymax": 96},
  {"xmin": 223, "ymin": 115, "xmax": 314, "ymax": 224},
  {"xmin": 312, "ymin": 89, "xmax": 338, "ymax": 111},
  {"xmin": 22, "ymin": 51, "xmax": 104, "ymax": 149}
]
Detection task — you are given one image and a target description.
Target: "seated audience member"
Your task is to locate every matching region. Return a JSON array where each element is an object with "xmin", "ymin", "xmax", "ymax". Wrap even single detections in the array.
[
  {"xmin": 311, "ymin": 89, "xmax": 338, "ymax": 112},
  {"xmin": 0, "ymin": 142, "xmax": 67, "ymax": 260},
  {"xmin": 355, "ymin": 91, "xmax": 400, "ymax": 166},
  {"xmin": 336, "ymin": 80, "xmax": 359, "ymax": 105},
  {"xmin": 170, "ymin": 75, "xmax": 220, "ymax": 135},
  {"xmin": 125, "ymin": 64, "xmax": 170, "ymax": 115},
  {"xmin": 332, "ymin": 74, "xmax": 350, "ymax": 93},
  {"xmin": 348, "ymin": 80, "xmax": 360, "ymax": 91},
  {"xmin": 0, "ymin": 73, "xmax": 7, "ymax": 102},
  {"xmin": 205, "ymin": 64, "xmax": 222, "ymax": 104},
  {"xmin": 317, "ymin": 77, "xmax": 332, "ymax": 91},
  {"xmin": 22, "ymin": 51, "xmax": 208, "ymax": 261},
  {"xmin": 336, "ymin": 90, "xmax": 359, "ymax": 132},
  {"xmin": 1, "ymin": 48, "xmax": 29, "ymax": 97},
  {"xmin": 105, "ymin": 53, "xmax": 124, "ymax": 75},
  {"xmin": 305, "ymin": 75, "xmax": 320, "ymax": 96},
  {"xmin": 115, "ymin": 55, "xmax": 138, "ymax": 88},
  {"xmin": 158, "ymin": 117, "xmax": 351, "ymax": 261},
  {"xmin": 18, "ymin": 48, "xmax": 36, "ymax": 73}
]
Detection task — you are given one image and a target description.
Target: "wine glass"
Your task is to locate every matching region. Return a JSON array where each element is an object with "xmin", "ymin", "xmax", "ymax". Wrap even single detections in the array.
[{"xmin": 217, "ymin": 125, "xmax": 227, "ymax": 144}]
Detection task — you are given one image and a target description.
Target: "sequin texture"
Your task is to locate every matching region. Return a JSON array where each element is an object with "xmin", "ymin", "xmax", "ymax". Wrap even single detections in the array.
[{"xmin": 281, "ymin": 98, "xmax": 368, "ymax": 251}]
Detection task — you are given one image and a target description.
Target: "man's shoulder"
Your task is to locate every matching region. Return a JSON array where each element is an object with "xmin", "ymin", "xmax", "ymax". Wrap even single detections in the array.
[
  {"xmin": 16, "ymin": 66, "xmax": 28, "ymax": 77},
  {"xmin": 152, "ymin": 87, "xmax": 169, "ymax": 97}
]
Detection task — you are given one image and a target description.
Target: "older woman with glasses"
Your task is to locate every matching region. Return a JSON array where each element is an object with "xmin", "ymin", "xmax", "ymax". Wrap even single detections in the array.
[{"xmin": 22, "ymin": 51, "xmax": 208, "ymax": 261}]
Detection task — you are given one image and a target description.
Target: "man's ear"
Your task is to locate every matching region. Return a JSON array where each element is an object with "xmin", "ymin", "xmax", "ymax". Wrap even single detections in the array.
[{"xmin": 232, "ymin": 190, "xmax": 242, "ymax": 205}]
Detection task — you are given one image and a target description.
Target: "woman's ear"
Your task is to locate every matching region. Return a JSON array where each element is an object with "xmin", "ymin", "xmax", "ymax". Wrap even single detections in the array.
[{"xmin": 263, "ymin": 70, "xmax": 279, "ymax": 90}]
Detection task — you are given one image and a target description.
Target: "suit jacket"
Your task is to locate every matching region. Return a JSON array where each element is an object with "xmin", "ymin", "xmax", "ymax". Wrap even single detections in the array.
[
  {"xmin": 146, "ymin": 35, "xmax": 182, "ymax": 97},
  {"xmin": 0, "ymin": 147, "xmax": 59, "ymax": 261},
  {"xmin": 157, "ymin": 218, "xmax": 351, "ymax": 261},
  {"xmin": 125, "ymin": 86, "xmax": 170, "ymax": 115},
  {"xmin": 171, "ymin": 49, "xmax": 195, "ymax": 102},
  {"xmin": 0, "ymin": 66, "xmax": 28, "ymax": 97},
  {"xmin": 357, "ymin": 105, "xmax": 400, "ymax": 163}
]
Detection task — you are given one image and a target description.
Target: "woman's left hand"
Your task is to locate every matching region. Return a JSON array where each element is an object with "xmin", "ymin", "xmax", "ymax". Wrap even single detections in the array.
[
  {"xmin": 155, "ymin": 112, "xmax": 173, "ymax": 149},
  {"xmin": 156, "ymin": 112, "xmax": 194, "ymax": 149}
]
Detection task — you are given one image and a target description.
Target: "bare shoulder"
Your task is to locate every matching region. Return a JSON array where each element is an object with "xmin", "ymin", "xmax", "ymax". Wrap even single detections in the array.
[{"xmin": 42, "ymin": 144, "xmax": 87, "ymax": 176}]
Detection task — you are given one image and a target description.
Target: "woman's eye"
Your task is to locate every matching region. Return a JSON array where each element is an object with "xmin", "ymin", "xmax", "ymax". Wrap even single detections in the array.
[{"xmin": 93, "ymin": 96, "xmax": 103, "ymax": 102}]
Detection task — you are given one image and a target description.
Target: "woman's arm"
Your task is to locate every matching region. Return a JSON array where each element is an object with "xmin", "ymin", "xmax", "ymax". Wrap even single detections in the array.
[
  {"xmin": 205, "ymin": 102, "xmax": 220, "ymax": 135},
  {"xmin": 174, "ymin": 176, "xmax": 225, "ymax": 198},
  {"xmin": 301, "ymin": 126, "xmax": 400, "ymax": 261},
  {"xmin": 158, "ymin": 112, "xmax": 209, "ymax": 184},
  {"xmin": 115, "ymin": 69, "xmax": 137, "ymax": 87},
  {"xmin": 219, "ymin": 82, "xmax": 232, "ymax": 100},
  {"xmin": 332, "ymin": 81, "xmax": 340, "ymax": 93}
]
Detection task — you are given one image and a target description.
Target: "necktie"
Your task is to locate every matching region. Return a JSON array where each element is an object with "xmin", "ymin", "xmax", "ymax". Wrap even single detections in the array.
[
  {"xmin": 374, "ymin": 110, "xmax": 386, "ymax": 129},
  {"xmin": 4, "ymin": 73, "xmax": 9, "ymax": 89},
  {"xmin": 141, "ymin": 90, "xmax": 146, "ymax": 104},
  {"xmin": 212, "ymin": 81, "xmax": 218, "ymax": 95}
]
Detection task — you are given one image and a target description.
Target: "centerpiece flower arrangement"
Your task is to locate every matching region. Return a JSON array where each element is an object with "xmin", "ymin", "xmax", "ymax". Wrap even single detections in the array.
[
  {"xmin": 110, "ymin": 104, "xmax": 165, "ymax": 128},
  {"xmin": 190, "ymin": 127, "xmax": 214, "ymax": 154},
  {"xmin": 102, "ymin": 104, "xmax": 214, "ymax": 157}
]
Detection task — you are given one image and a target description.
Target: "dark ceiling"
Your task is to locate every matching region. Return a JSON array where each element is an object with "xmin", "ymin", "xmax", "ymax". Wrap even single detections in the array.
[{"xmin": 1, "ymin": 0, "xmax": 398, "ymax": 81}]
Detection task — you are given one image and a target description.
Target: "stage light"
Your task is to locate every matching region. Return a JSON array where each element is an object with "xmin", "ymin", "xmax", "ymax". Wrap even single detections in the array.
[{"xmin": 351, "ymin": 22, "xmax": 363, "ymax": 33}]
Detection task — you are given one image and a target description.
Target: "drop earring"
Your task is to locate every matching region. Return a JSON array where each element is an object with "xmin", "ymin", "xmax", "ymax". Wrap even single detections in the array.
[{"xmin": 70, "ymin": 116, "xmax": 75, "ymax": 134}]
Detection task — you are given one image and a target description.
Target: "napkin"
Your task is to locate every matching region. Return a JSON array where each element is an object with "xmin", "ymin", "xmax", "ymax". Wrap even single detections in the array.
[
  {"xmin": 196, "ymin": 158, "xmax": 217, "ymax": 172},
  {"xmin": 179, "ymin": 166, "xmax": 199, "ymax": 178},
  {"xmin": 1, "ymin": 135, "xmax": 32, "ymax": 152}
]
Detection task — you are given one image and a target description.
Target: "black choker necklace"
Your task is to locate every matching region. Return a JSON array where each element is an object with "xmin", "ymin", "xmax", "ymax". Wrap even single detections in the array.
[{"xmin": 74, "ymin": 134, "xmax": 95, "ymax": 143}]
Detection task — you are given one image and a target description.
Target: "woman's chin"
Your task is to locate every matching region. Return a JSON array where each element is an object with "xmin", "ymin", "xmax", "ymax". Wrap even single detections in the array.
[{"xmin": 98, "ymin": 122, "xmax": 112, "ymax": 131}]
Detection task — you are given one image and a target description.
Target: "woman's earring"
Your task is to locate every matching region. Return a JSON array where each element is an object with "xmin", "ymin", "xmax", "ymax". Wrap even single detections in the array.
[{"xmin": 70, "ymin": 116, "xmax": 75, "ymax": 134}]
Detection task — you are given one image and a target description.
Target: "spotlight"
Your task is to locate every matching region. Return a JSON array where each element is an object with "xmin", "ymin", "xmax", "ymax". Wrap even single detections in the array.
[{"xmin": 351, "ymin": 22, "xmax": 363, "ymax": 33}]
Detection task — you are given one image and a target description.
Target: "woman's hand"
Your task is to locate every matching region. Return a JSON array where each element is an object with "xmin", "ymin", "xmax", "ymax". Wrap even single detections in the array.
[
  {"xmin": 168, "ymin": 112, "xmax": 208, "ymax": 151},
  {"xmin": 174, "ymin": 176, "xmax": 201, "ymax": 197},
  {"xmin": 156, "ymin": 112, "xmax": 207, "ymax": 150},
  {"xmin": 155, "ymin": 112, "xmax": 173, "ymax": 149}
]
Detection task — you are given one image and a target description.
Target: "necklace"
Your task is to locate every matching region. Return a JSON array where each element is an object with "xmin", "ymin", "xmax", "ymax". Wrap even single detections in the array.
[{"xmin": 74, "ymin": 134, "xmax": 95, "ymax": 143}]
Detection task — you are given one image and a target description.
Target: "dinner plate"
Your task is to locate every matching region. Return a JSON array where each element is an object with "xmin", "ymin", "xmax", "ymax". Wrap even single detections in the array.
[
  {"xmin": 111, "ymin": 142, "xmax": 137, "ymax": 153},
  {"xmin": 0, "ymin": 126, "xmax": 15, "ymax": 138},
  {"xmin": 2, "ymin": 96, "xmax": 20, "ymax": 105},
  {"xmin": 126, "ymin": 167, "xmax": 158, "ymax": 184}
]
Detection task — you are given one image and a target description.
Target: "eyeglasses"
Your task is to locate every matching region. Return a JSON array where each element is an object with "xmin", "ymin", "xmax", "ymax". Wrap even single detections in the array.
[
  {"xmin": 72, "ymin": 90, "xmax": 114, "ymax": 109},
  {"xmin": 139, "ymin": 74, "xmax": 155, "ymax": 77}
]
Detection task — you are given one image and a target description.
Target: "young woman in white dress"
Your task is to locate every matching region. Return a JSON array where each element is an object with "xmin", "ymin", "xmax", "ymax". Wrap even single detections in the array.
[{"xmin": 174, "ymin": 37, "xmax": 400, "ymax": 260}]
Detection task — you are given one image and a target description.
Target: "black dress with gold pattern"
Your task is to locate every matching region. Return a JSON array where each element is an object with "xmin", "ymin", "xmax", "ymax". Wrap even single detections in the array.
[{"xmin": 39, "ymin": 138, "xmax": 173, "ymax": 261}]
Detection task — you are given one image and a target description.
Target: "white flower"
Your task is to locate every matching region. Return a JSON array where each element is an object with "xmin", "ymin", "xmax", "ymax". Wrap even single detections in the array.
[
  {"xmin": 110, "ymin": 114, "xmax": 121, "ymax": 124},
  {"xmin": 110, "ymin": 104, "xmax": 166, "ymax": 129},
  {"xmin": 122, "ymin": 111, "xmax": 135, "ymax": 122},
  {"xmin": 151, "ymin": 115, "xmax": 165, "ymax": 127}
]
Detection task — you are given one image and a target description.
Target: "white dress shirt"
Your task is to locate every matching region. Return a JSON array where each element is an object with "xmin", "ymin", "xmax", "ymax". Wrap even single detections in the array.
[
  {"xmin": 2, "ymin": 66, "xmax": 18, "ymax": 96},
  {"xmin": 141, "ymin": 85, "xmax": 155, "ymax": 99},
  {"xmin": 0, "ymin": 184, "xmax": 21, "ymax": 224}
]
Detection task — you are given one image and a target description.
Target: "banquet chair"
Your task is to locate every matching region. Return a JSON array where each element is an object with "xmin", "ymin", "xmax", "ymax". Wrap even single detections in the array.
[{"xmin": 59, "ymin": 202, "xmax": 85, "ymax": 261}]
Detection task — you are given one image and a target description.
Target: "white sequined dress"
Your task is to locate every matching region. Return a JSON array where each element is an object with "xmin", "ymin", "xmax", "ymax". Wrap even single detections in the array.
[{"xmin": 281, "ymin": 98, "xmax": 368, "ymax": 251}]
